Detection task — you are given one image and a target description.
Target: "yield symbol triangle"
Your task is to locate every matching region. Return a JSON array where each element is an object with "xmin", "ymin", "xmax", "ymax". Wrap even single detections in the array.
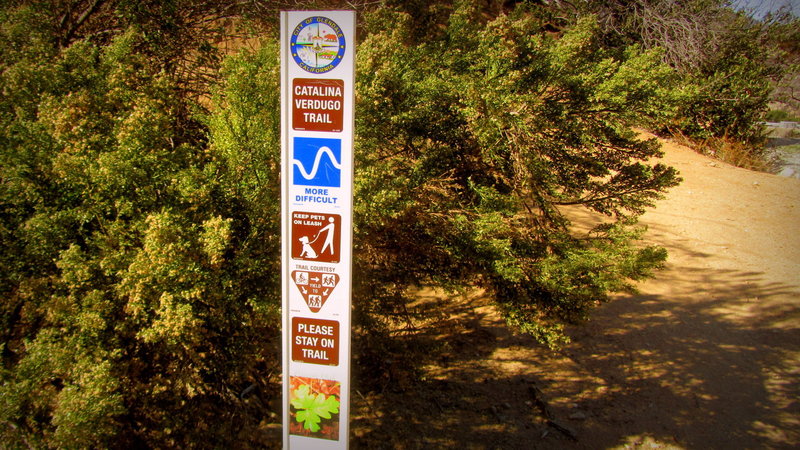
[{"xmin": 291, "ymin": 270, "xmax": 339, "ymax": 313}]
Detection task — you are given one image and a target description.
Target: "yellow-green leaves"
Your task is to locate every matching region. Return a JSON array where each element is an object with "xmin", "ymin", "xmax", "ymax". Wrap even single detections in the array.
[
  {"xmin": 353, "ymin": 4, "xmax": 678, "ymax": 348},
  {"xmin": 200, "ymin": 216, "xmax": 232, "ymax": 268},
  {"xmin": 138, "ymin": 292, "xmax": 202, "ymax": 347},
  {"xmin": 52, "ymin": 359, "xmax": 125, "ymax": 447},
  {"xmin": 290, "ymin": 384, "xmax": 340, "ymax": 433}
]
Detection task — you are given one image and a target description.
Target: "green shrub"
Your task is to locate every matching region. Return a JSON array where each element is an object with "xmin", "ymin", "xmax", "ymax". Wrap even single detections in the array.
[
  {"xmin": 765, "ymin": 109, "xmax": 800, "ymax": 122},
  {"xmin": 351, "ymin": 6, "xmax": 679, "ymax": 348},
  {"xmin": 0, "ymin": 25, "xmax": 279, "ymax": 447}
]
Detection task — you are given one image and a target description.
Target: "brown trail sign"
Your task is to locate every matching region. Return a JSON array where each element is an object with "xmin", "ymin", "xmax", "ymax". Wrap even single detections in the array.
[
  {"xmin": 291, "ymin": 211, "xmax": 341, "ymax": 263},
  {"xmin": 293, "ymin": 78, "xmax": 344, "ymax": 132},
  {"xmin": 292, "ymin": 317, "xmax": 340, "ymax": 366},
  {"xmin": 292, "ymin": 270, "xmax": 340, "ymax": 312}
]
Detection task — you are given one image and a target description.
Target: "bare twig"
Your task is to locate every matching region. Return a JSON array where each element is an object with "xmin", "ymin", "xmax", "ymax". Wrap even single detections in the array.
[{"xmin": 528, "ymin": 381, "xmax": 578, "ymax": 441}]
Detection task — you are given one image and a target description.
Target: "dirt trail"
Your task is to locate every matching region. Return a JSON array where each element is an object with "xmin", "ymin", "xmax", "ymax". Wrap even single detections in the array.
[
  {"xmin": 530, "ymin": 135, "xmax": 800, "ymax": 448},
  {"xmin": 349, "ymin": 135, "xmax": 800, "ymax": 449}
]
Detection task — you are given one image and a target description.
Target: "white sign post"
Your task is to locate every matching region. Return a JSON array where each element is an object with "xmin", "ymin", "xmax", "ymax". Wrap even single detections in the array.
[{"xmin": 280, "ymin": 10, "xmax": 355, "ymax": 449}]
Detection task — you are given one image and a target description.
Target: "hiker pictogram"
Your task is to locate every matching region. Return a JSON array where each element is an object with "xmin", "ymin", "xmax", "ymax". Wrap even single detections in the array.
[
  {"xmin": 292, "ymin": 211, "xmax": 341, "ymax": 263},
  {"xmin": 292, "ymin": 270, "xmax": 340, "ymax": 312}
]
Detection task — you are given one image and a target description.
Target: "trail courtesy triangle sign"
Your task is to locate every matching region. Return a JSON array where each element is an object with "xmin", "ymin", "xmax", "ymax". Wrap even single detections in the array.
[{"xmin": 291, "ymin": 270, "xmax": 340, "ymax": 312}]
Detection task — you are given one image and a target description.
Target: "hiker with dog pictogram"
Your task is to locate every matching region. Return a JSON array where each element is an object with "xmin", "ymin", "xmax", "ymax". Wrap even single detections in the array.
[{"xmin": 292, "ymin": 211, "xmax": 341, "ymax": 263}]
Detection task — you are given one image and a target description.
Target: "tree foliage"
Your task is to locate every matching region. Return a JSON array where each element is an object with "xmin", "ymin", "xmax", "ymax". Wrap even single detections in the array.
[
  {"xmin": 582, "ymin": 0, "xmax": 790, "ymax": 145},
  {"xmin": 0, "ymin": 4, "xmax": 280, "ymax": 447},
  {"xmin": 675, "ymin": 12, "xmax": 780, "ymax": 144},
  {"xmin": 351, "ymin": 5, "xmax": 679, "ymax": 351}
]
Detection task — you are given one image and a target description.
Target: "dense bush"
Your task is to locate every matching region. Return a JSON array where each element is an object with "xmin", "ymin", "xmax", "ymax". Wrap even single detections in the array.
[
  {"xmin": 0, "ymin": 14, "xmax": 279, "ymax": 450},
  {"xmin": 583, "ymin": 0, "xmax": 788, "ymax": 146},
  {"xmin": 0, "ymin": 0, "xmax": 686, "ymax": 445},
  {"xmin": 673, "ymin": 14, "xmax": 780, "ymax": 145},
  {"xmin": 351, "ymin": 7, "xmax": 679, "ymax": 349}
]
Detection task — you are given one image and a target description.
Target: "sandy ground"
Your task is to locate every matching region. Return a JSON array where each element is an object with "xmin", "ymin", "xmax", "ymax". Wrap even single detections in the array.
[
  {"xmin": 530, "ymin": 135, "xmax": 800, "ymax": 448},
  {"xmin": 349, "ymin": 135, "xmax": 800, "ymax": 448}
]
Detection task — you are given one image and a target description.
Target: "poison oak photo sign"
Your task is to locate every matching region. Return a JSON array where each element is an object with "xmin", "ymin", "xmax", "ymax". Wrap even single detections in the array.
[{"xmin": 281, "ymin": 10, "xmax": 355, "ymax": 449}]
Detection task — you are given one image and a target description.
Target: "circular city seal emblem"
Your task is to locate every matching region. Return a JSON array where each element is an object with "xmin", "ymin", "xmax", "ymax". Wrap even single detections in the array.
[{"xmin": 291, "ymin": 17, "xmax": 346, "ymax": 74}]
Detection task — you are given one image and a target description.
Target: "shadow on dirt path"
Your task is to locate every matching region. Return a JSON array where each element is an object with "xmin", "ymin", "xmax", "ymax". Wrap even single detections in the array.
[
  {"xmin": 350, "ymin": 264, "xmax": 799, "ymax": 448},
  {"xmin": 348, "ymin": 135, "xmax": 800, "ymax": 449},
  {"xmin": 350, "ymin": 289, "xmax": 555, "ymax": 449},
  {"xmin": 535, "ymin": 267, "xmax": 800, "ymax": 448}
]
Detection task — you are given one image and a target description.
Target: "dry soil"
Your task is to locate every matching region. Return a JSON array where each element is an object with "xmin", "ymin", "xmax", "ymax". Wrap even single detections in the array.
[{"xmin": 348, "ymin": 134, "xmax": 800, "ymax": 449}]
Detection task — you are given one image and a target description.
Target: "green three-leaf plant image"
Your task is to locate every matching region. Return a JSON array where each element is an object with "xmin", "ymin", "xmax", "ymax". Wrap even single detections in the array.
[
  {"xmin": 291, "ymin": 384, "xmax": 340, "ymax": 432},
  {"xmin": 288, "ymin": 377, "xmax": 341, "ymax": 439}
]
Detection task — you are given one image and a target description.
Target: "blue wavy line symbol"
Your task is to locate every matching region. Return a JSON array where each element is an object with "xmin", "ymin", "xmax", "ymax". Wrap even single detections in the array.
[
  {"xmin": 292, "ymin": 137, "xmax": 341, "ymax": 187},
  {"xmin": 293, "ymin": 146, "xmax": 342, "ymax": 179}
]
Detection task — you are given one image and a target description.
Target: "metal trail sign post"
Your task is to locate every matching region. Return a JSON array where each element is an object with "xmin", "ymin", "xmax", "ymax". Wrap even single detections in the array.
[{"xmin": 280, "ymin": 11, "xmax": 355, "ymax": 449}]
